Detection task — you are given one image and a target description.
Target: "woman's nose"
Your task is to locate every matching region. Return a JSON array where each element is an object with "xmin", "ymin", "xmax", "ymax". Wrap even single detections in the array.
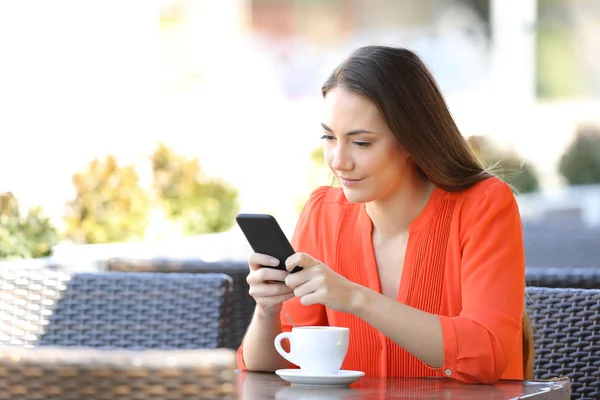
[{"xmin": 331, "ymin": 145, "xmax": 353, "ymax": 172}]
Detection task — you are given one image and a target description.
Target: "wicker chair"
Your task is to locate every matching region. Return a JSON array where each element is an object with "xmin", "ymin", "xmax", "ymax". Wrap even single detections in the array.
[
  {"xmin": 106, "ymin": 257, "xmax": 254, "ymax": 350},
  {"xmin": 0, "ymin": 346, "xmax": 237, "ymax": 400},
  {"xmin": 0, "ymin": 270, "xmax": 232, "ymax": 350},
  {"xmin": 526, "ymin": 286, "xmax": 600, "ymax": 399},
  {"xmin": 526, "ymin": 267, "xmax": 600, "ymax": 289}
]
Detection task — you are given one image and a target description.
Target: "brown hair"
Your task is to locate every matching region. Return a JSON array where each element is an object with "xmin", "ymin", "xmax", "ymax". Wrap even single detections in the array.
[{"xmin": 322, "ymin": 45, "xmax": 534, "ymax": 379}]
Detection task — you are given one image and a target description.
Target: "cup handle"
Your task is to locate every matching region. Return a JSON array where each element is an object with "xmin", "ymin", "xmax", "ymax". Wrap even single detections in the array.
[{"xmin": 274, "ymin": 332, "xmax": 297, "ymax": 365}]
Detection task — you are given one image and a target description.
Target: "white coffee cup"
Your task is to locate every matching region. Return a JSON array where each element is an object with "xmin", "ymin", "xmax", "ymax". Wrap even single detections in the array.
[{"xmin": 274, "ymin": 326, "xmax": 349, "ymax": 375}]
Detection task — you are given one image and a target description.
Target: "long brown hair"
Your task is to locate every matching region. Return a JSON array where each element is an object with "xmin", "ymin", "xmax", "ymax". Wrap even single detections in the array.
[{"xmin": 322, "ymin": 45, "xmax": 534, "ymax": 379}]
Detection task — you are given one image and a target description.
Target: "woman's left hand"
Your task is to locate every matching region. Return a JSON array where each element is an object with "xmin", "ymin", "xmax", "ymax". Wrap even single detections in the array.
[{"xmin": 283, "ymin": 252, "xmax": 362, "ymax": 313}]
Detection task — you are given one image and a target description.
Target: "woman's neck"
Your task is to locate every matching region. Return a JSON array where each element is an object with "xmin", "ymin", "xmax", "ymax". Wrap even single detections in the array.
[{"xmin": 365, "ymin": 171, "xmax": 435, "ymax": 237}]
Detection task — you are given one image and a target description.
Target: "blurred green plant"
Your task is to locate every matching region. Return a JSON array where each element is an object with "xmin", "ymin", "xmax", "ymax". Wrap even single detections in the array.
[
  {"xmin": 63, "ymin": 155, "xmax": 150, "ymax": 244},
  {"xmin": 558, "ymin": 125, "xmax": 600, "ymax": 185},
  {"xmin": 0, "ymin": 192, "xmax": 59, "ymax": 260},
  {"xmin": 536, "ymin": 0, "xmax": 583, "ymax": 98},
  {"xmin": 151, "ymin": 143, "xmax": 239, "ymax": 235},
  {"xmin": 309, "ymin": 146, "xmax": 339, "ymax": 187},
  {"xmin": 467, "ymin": 135, "xmax": 540, "ymax": 194},
  {"xmin": 295, "ymin": 146, "xmax": 336, "ymax": 213}
]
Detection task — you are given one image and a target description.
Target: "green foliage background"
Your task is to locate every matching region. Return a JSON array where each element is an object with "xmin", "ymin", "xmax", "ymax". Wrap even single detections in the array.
[
  {"xmin": 0, "ymin": 192, "xmax": 59, "ymax": 260},
  {"xmin": 1, "ymin": 144, "xmax": 241, "ymax": 260},
  {"xmin": 151, "ymin": 144, "xmax": 239, "ymax": 235},
  {"xmin": 63, "ymin": 155, "xmax": 151, "ymax": 244},
  {"xmin": 467, "ymin": 136, "xmax": 540, "ymax": 194},
  {"xmin": 558, "ymin": 126, "xmax": 600, "ymax": 185}
]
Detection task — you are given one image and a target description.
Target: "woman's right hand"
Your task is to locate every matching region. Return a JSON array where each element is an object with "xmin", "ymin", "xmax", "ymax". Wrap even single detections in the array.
[{"xmin": 247, "ymin": 252, "xmax": 294, "ymax": 317}]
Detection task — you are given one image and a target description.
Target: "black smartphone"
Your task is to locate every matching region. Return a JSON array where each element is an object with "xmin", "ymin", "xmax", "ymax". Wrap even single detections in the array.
[{"xmin": 235, "ymin": 213, "xmax": 302, "ymax": 273}]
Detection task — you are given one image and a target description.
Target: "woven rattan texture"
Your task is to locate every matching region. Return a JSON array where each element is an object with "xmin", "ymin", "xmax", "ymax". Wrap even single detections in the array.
[
  {"xmin": 37, "ymin": 272, "xmax": 232, "ymax": 349},
  {"xmin": 106, "ymin": 258, "xmax": 254, "ymax": 349},
  {"xmin": 0, "ymin": 269, "xmax": 71, "ymax": 347},
  {"xmin": 526, "ymin": 267, "xmax": 600, "ymax": 289},
  {"xmin": 526, "ymin": 287, "xmax": 600, "ymax": 399},
  {"xmin": 0, "ymin": 270, "xmax": 232, "ymax": 350},
  {"xmin": 0, "ymin": 347, "xmax": 237, "ymax": 400}
]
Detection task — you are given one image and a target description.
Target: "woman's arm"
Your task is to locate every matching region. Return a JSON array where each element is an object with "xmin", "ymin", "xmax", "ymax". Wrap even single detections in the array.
[
  {"xmin": 284, "ymin": 261, "xmax": 444, "ymax": 367},
  {"xmin": 241, "ymin": 305, "xmax": 289, "ymax": 372},
  {"xmin": 350, "ymin": 287, "xmax": 444, "ymax": 368}
]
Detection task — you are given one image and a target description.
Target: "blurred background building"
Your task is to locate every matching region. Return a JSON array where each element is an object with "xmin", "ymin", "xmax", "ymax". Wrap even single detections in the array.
[{"xmin": 1, "ymin": 0, "xmax": 599, "ymax": 268}]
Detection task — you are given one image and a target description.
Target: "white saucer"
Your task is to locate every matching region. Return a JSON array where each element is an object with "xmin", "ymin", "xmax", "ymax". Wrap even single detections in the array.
[{"xmin": 275, "ymin": 369, "xmax": 365, "ymax": 386}]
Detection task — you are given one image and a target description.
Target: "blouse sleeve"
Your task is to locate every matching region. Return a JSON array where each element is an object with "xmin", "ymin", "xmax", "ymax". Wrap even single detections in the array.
[
  {"xmin": 236, "ymin": 186, "xmax": 330, "ymax": 370},
  {"xmin": 437, "ymin": 180, "xmax": 525, "ymax": 383}
]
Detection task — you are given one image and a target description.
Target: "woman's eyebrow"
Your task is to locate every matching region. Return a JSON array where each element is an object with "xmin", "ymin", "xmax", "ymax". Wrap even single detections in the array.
[{"xmin": 320, "ymin": 123, "xmax": 376, "ymax": 136}]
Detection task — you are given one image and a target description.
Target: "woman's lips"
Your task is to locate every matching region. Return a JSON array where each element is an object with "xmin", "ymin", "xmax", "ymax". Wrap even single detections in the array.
[{"xmin": 339, "ymin": 177, "xmax": 363, "ymax": 187}]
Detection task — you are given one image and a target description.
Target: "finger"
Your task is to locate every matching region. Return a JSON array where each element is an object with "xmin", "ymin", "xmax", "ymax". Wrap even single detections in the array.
[
  {"xmin": 291, "ymin": 279, "xmax": 321, "ymax": 299},
  {"xmin": 259, "ymin": 292, "xmax": 295, "ymax": 307},
  {"xmin": 284, "ymin": 264, "xmax": 322, "ymax": 289},
  {"xmin": 248, "ymin": 253, "xmax": 281, "ymax": 271},
  {"xmin": 248, "ymin": 282, "xmax": 292, "ymax": 298},
  {"xmin": 299, "ymin": 291, "xmax": 322, "ymax": 307},
  {"xmin": 285, "ymin": 252, "xmax": 319, "ymax": 272},
  {"xmin": 248, "ymin": 267, "xmax": 289, "ymax": 284}
]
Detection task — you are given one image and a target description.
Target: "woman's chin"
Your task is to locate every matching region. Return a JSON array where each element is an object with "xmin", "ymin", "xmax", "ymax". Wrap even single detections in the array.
[{"xmin": 341, "ymin": 187, "xmax": 371, "ymax": 204}]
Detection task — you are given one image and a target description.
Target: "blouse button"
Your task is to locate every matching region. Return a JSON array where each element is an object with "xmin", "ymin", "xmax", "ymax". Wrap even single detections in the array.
[{"xmin": 444, "ymin": 368, "xmax": 452, "ymax": 376}]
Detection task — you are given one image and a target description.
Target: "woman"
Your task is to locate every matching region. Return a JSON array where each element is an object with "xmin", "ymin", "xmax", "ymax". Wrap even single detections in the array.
[{"xmin": 237, "ymin": 45, "xmax": 533, "ymax": 384}]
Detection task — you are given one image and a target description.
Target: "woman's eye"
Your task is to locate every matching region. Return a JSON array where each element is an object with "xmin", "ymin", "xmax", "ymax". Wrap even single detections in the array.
[
  {"xmin": 354, "ymin": 141, "xmax": 371, "ymax": 148},
  {"xmin": 320, "ymin": 134, "xmax": 335, "ymax": 141}
]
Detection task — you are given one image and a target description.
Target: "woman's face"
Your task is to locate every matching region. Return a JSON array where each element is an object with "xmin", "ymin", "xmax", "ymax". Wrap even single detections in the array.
[{"xmin": 321, "ymin": 87, "xmax": 411, "ymax": 204}]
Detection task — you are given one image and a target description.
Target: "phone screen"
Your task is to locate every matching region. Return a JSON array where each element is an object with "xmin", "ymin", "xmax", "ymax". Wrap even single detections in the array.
[{"xmin": 236, "ymin": 213, "xmax": 302, "ymax": 273}]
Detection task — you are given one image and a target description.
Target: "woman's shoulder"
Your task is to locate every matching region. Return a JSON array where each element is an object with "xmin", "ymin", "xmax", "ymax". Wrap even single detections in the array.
[
  {"xmin": 305, "ymin": 186, "xmax": 353, "ymax": 209},
  {"xmin": 293, "ymin": 186, "xmax": 355, "ymax": 250},
  {"xmin": 450, "ymin": 176, "xmax": 520, "ymax": 227},
  {"xmin": 300, "ymin": 186, "xmax": 356, "ymax": 229},
  {"xmin": 454, "ymin": 176, "xmax": 515, "ymax": 206}
]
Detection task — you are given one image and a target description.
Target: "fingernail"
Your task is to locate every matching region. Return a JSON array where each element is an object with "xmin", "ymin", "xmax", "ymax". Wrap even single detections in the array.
[{"xmin": 269, "ymin": 258, "xmax": 280, "ymax": 266}]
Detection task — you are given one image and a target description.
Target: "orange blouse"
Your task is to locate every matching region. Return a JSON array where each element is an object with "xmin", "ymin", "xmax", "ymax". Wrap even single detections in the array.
[{"xmin": 237, "ymin": 176, "xmax": 525, "ymax": 383}]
